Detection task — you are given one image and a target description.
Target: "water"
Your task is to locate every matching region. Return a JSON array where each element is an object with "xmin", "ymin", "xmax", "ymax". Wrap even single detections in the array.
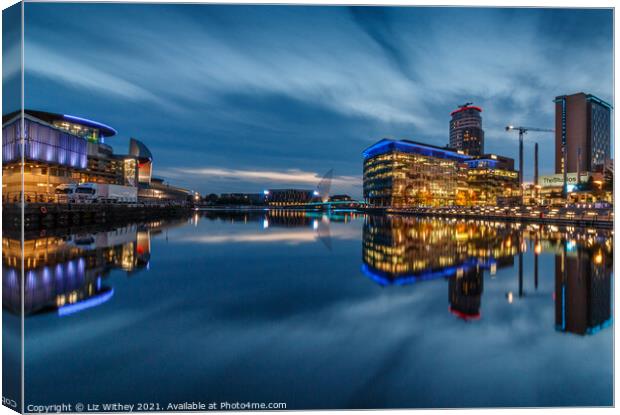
[{"xmin": 4, "ymin": 210, "xmax": 613, "ymax": 409}]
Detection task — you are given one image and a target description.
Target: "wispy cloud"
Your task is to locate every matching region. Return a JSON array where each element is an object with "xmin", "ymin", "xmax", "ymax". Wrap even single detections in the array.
[
  {"xmin": 23, "ymin": 5, "xmax": 613, "ymax": 195},
  {"xmin": 164, "ymin": 167, "xmax": 360, "ymax": 188},
  {"xmin": 25, "ymin": 41, "xmax": 172, "ymax": 109}
]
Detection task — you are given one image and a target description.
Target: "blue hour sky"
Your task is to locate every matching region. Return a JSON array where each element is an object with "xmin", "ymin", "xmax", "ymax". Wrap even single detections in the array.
[{"xmin": 11, "ymin": 4, "xmax": 614, "ymax": 197}]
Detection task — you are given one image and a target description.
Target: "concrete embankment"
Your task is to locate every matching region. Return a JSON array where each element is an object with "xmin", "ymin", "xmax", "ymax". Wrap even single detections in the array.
[
  {"xmin": 3, "ymin": 202, "xmax": 194, "ymax": 230},
  {"xmin": 358, "ymin": 207, "xmax": 613, "ymax": 229}
]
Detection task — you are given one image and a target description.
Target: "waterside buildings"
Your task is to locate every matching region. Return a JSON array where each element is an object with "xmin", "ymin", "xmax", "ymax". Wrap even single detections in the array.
[
  {"xmin": 363, "ymin": 138, "xmax": 518, "ymax": 207},
  {"xmin": 554, "ymin": 93, "xmax": 612, "ymax": 175},
  {"xmin": 2, "ymin": 109, "xmax": 194, "ymax": 203}
]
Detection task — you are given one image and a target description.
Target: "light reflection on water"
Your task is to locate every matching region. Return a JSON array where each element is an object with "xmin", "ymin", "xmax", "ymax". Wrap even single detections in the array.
[{"xmin": 3, "ymin": 210, "xmax": 613, "ymax": 408}]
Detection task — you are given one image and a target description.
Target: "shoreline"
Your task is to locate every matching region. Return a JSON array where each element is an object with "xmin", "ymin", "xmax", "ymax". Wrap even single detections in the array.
[
  {"xmin": 359, "ymin": 207, "xmax": 613, "ymax": 229},
  {"xmin": 3, "ymin": 203, "xmax": 614, "ymax": 231},
  {"xmin": 2, "ymin": 202, "xmax": 194, "ymax": 231}
]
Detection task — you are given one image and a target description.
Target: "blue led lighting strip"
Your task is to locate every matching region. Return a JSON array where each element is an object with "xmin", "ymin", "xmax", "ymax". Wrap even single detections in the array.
[
  {"xmin": 57, "ymin": 288, "xmax": 115, "ymax": 317},
  {"xmin": 363, "ymin": 139, "xmax": 471, "ymax": 162}
]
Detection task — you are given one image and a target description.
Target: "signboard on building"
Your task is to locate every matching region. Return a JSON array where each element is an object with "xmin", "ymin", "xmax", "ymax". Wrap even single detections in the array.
[{"xmin": 539, "ymin": 173, "xmax": 590, "ymax": 188}]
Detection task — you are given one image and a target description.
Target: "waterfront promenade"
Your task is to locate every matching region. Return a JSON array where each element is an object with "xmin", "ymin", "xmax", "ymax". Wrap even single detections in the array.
[
  {"xmin": 3, "ymin": 201, "xmax": 193, "ymax": 230},
  {"xmin": 363, "ymin": 205, "xmax": 614, "ymax": 229}
]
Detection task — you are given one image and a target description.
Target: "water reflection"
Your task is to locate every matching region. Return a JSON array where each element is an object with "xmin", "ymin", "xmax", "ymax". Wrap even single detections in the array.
[
  {"xmin": 362, "ymin": 215, "xmax": 613, "ymax": 334},
  {"xmin": 554, "ymin": 241, "xmax": 612, "ymax": 335},
  {"xmin": 4, "ymin": 210, "xmax": 613, "ymax": 340},
  {"xmin": 13, "ymin": 210, "xmax": 612, "ymax": 408},
  {"xmin": 362, "ymin": 215, "xmax": 519, "ymax": 285},
  {"xmin": 3, "ymin": 211, "xmax": 360, "ymax": 317},
  {"xmin": 2, "ymin": 219, "xmax": 185, "ymax": 317}
]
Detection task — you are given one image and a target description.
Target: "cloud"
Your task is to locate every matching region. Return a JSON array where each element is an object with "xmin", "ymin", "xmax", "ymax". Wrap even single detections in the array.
[
  {"xmin": 23, "ymin": 5, "xmax": 613, "ymax": 194},
  {"xmin": 181, "ymin": 231, "xmax": 318, "ymax": 244},
  {"xmin": 25, "ymin": 41, "xmax": 171, "ymax": 108},
  {"xmin": 164, "ymin": 167, "xmax": 360, "ymax": 188}
]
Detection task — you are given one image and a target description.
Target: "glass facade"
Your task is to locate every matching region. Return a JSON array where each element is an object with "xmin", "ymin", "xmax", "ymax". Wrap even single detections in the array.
[
  {"xmin": 449, "ymin": 106, "xmax": 484, "ymax": 156},
  {"xmin": 3, "ymin": 117, "xmax": 87, "ymax": 169},
  {"xmin": 3, "ymin": 117, "xmax": 89, "ymax": 202},
  {"xmin": 465, "ymin": 163, "xmax": 519, "ymax": 206},
  {"xmin": 363, "ymin": 139, "xmax": 469, "ymax": 207},
  {"xmin": 363, "ymin": 139, "xmax": 517, "ymax": 207},
  {"xmin": 589, "ymin": 101, "xmax": 611, "ymax": 169},
  {"xmin": 52, "ymin": 120, "xmax": 101, "ymax": 143}
]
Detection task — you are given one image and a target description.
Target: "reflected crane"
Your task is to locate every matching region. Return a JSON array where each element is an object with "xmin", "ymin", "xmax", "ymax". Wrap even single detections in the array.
[{"xmin": 505, "ymin": 125, "xmax": 554, "ymax": 200}]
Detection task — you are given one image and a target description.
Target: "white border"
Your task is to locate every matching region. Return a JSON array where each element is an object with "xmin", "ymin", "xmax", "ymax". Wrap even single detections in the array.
[{"xmin": 0, "ymin": 2, "xmax": 616, "ymax": 415}]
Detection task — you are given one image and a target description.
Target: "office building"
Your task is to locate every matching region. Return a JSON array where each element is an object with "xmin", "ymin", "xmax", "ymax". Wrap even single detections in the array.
[
  {"xmin": 464, "ymin": 154, "xmax": 519, "ymax": 206},
  {"xmin": 554, "ymin": 93, "xmax": 612, "ymax": 175},
  {"xmin": 449, "ymin": 103, "xmax": 484, "ymax": 156},
  {"xmin": 363, "ymin": 139, "xmax": 470, "ymax": 207},
  {"xmin": 363, "ymin": 138, "xmax": 518, "ymax": 207}
]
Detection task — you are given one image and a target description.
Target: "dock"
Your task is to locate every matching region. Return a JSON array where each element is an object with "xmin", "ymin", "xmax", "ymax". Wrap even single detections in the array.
[
  {"xmin": 361, "ymin": 207, "xmax": 613, "ymax": 229},
  {"xmin": 3, "ymin": 202, "xmax": 194, "ymax": 231}
]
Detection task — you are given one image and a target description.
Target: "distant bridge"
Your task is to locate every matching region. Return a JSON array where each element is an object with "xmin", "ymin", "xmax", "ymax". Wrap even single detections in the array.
[{"xmin": 304, "ymin": 200, "xmax": 368, "ymax": 209}]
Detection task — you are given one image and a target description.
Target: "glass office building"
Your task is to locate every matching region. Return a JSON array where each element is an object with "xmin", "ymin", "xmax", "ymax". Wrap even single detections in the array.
[
  {"xmin": 464, "ymin": 155, "xmax": 519, "ymax": 206},
  {"xmin": 363, "ymin": 139, "xmax": 470, "ymax": 207},
  {"xmin": 449, "ymin": 104, "xmax": 484, "ymax": 156},
  {"xmin": 363, "ymin": 139, "xmax": 518, "ymax": 207}
]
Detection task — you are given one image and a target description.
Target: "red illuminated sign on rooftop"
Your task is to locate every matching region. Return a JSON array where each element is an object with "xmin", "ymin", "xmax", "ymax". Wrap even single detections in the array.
[{"xmin": 450, "ymin": 106, "xmax": 483, "ymax": 116}]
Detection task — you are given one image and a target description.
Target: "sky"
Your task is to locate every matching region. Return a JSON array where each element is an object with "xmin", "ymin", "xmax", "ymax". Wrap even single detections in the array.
[{"xmin": 6, "ymin": 4, "xmax": 614, "ymax": 197}]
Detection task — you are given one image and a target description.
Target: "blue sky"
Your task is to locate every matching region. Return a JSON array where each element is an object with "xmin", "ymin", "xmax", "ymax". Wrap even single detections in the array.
[{"xmin": 11, "ymin": 4, "xmax": 615, "ymax": 197}]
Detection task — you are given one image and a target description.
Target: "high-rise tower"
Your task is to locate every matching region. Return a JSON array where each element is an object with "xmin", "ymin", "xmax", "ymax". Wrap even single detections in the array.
[
  {"xmin": 449, "ymin": 103, "xmax": 484, "ymax": 156},
  {"xmin": 554, "ymin": 92, "xmax": 612, "ymax": 174}
]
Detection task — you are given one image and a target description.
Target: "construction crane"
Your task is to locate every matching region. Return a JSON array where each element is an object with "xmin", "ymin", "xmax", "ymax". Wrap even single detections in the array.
[{"xmin": 505, "ymin": 125, "xmax": 554, "ymax": 200}]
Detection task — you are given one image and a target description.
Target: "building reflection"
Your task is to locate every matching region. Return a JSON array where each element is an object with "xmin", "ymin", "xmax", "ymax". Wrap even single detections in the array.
[
  {"xmin": 449, "ymin": 268, "xmax": 483, "ymax": 321},
  {"xmin": 362, "ymin": 215, "xmax": 519, "ymax": 286},
  {"xmin": 361, "ymin": 215, "xmax": 613, "ymax": 329},
  {"xmin": 199, "ymin": 209, "xmax": 362, "ymax": 228},
  {"xmin": 2, "ymin": 218, "xmax": 185, "ymax": 317},
  {"xmin": 554, "ymin": 239, "xmax": 612, "ymax": 336}
]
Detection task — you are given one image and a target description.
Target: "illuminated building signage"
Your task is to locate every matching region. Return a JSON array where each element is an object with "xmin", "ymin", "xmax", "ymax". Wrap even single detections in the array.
[{"xmin": 540, "ymin": 173, "xmax": 590, "ymax": 188}]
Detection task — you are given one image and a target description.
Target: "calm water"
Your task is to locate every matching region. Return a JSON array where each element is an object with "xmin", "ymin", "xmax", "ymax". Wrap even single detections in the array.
[{"xmin": 4, "ymin": 210, "xmax": 614, "ymax": 409}]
